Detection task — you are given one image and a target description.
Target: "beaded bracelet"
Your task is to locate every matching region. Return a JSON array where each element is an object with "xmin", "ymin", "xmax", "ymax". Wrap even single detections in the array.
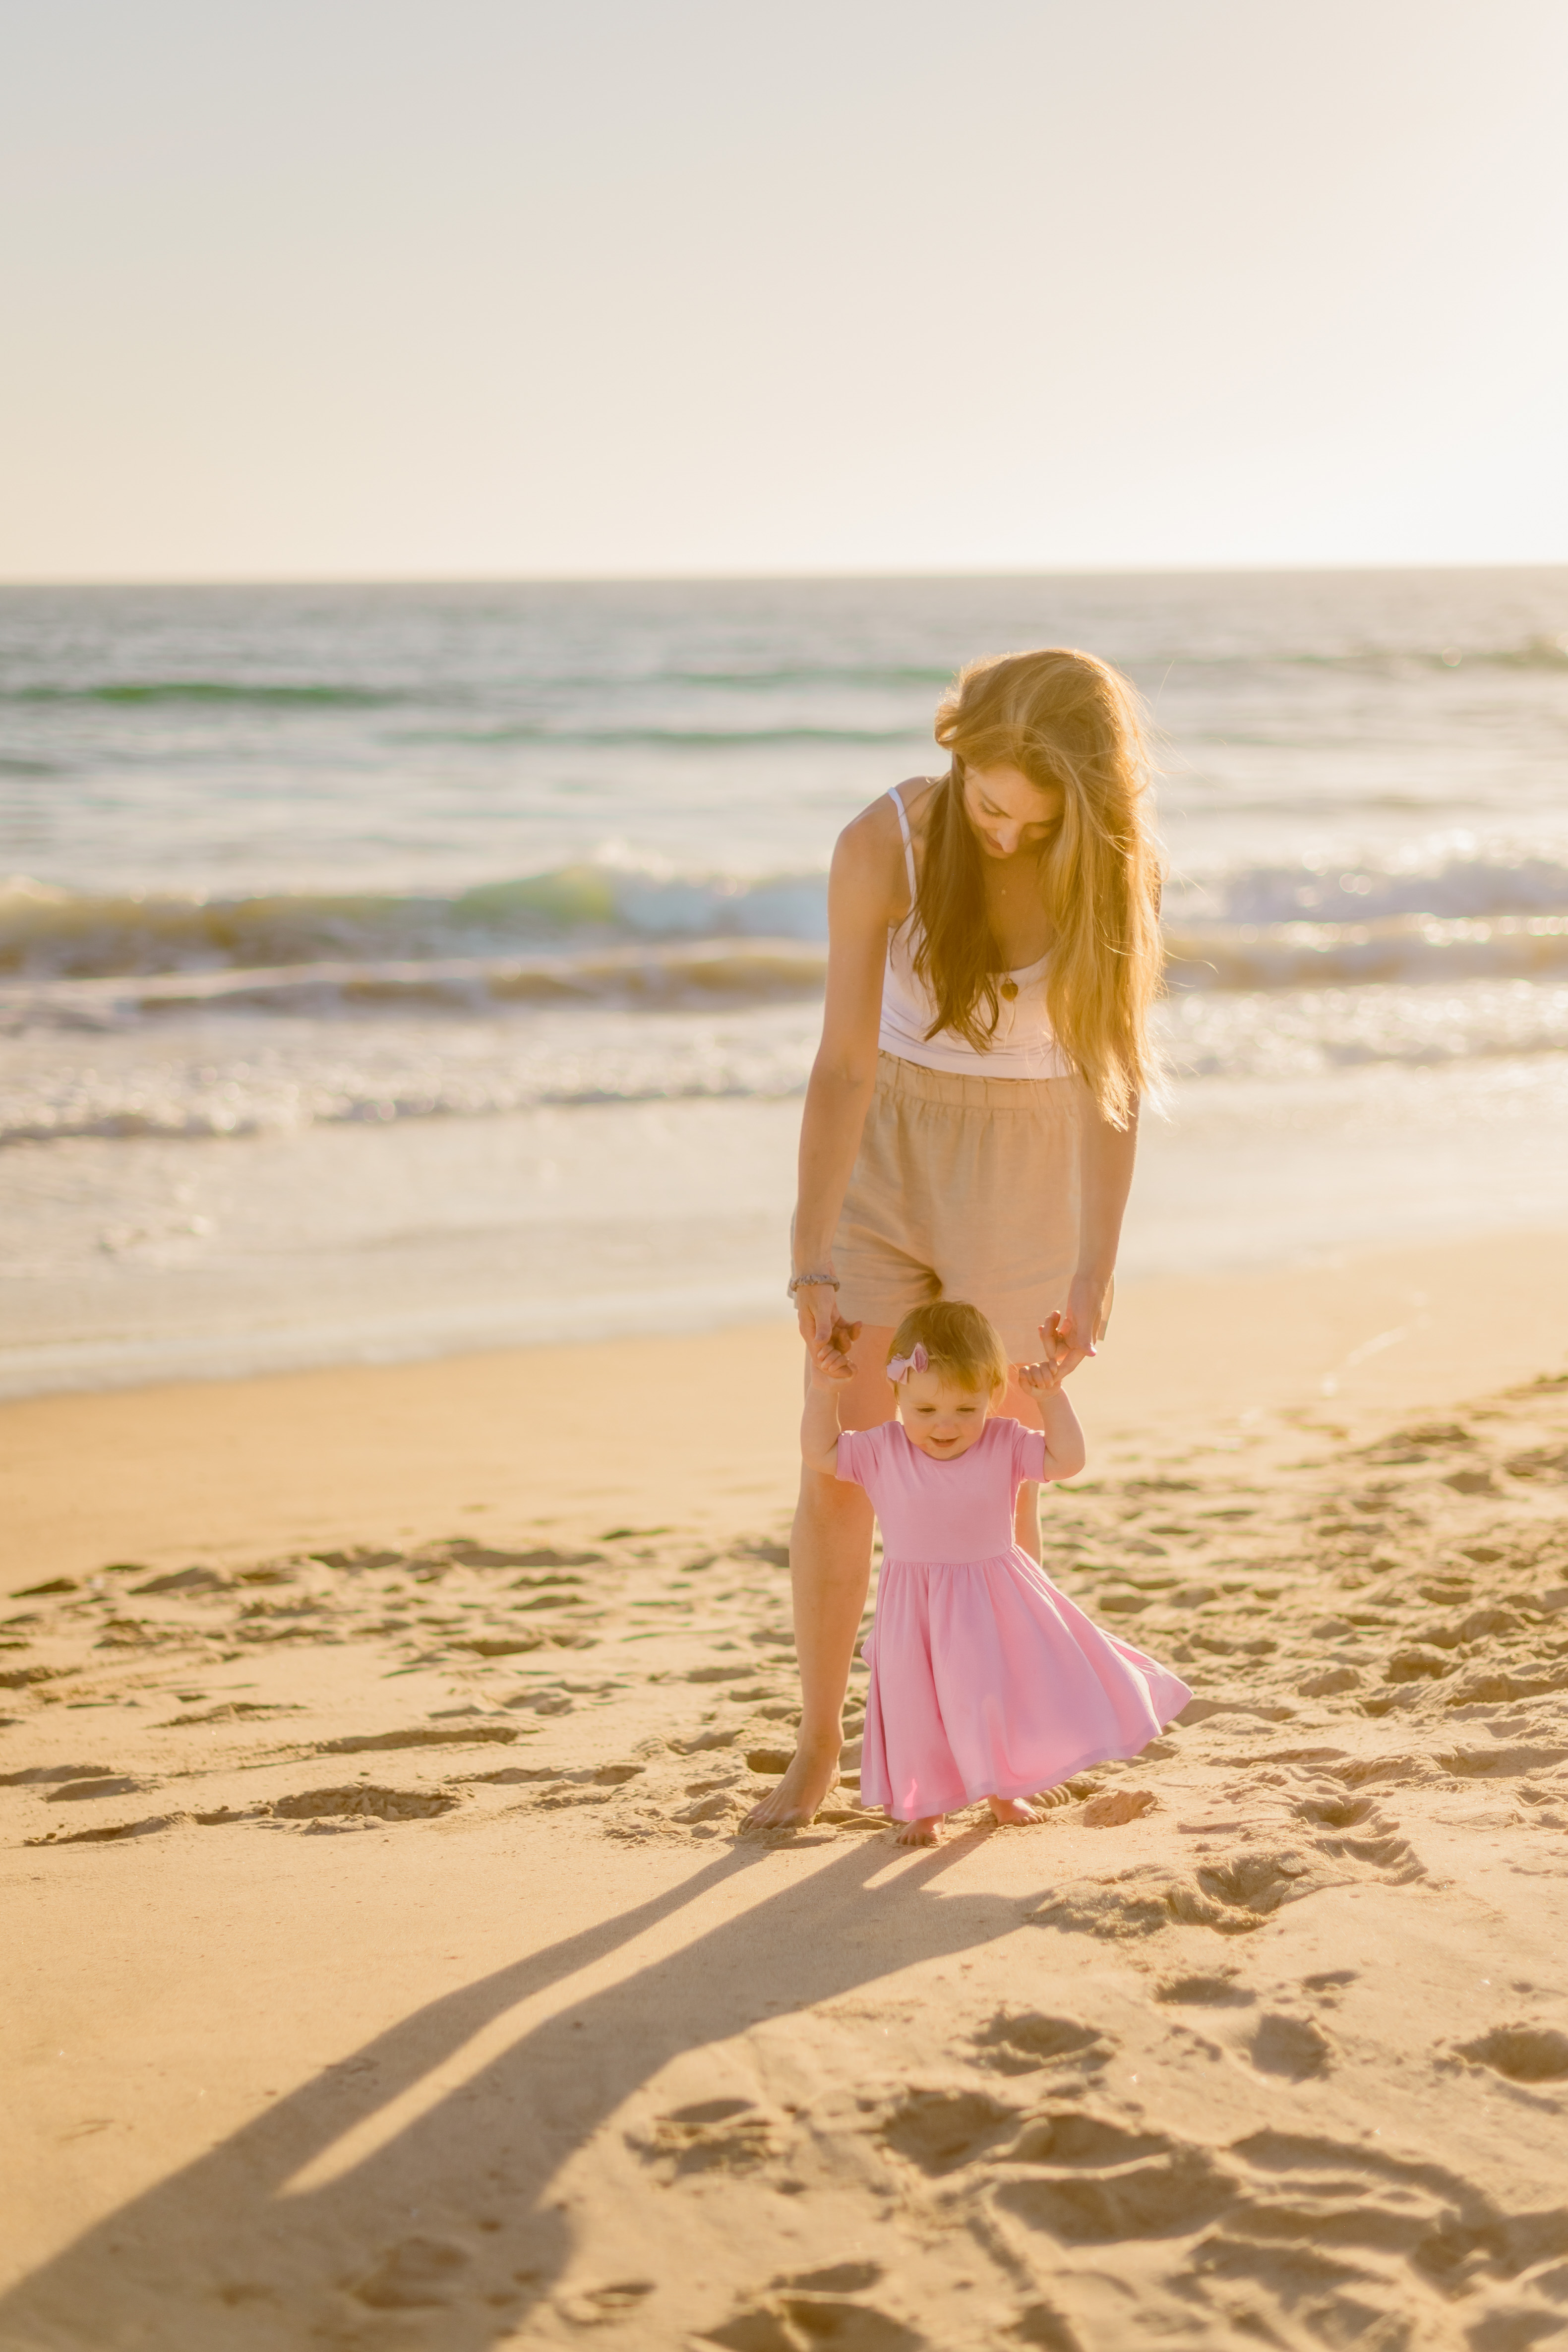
[{"xmin": 786, "ymin": 1271, "xmax": 840, "ymax": 1298}]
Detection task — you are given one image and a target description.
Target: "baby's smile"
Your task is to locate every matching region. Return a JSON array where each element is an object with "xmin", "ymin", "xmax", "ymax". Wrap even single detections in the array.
[{"xmin": 897, "ymin": 1369, "xmax": 997, "ymax": 1457}]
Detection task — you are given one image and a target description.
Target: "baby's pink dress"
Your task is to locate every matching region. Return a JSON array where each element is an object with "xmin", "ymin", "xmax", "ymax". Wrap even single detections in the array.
[{"xmin": 838, "ymin": 1416, "xmax": 1192, "ymax": 1819}]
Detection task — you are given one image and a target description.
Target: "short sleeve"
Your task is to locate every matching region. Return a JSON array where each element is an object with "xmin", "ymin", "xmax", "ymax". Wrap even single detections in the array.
[
  {"xmin": 1012, "ymin": 1420, "xmax": 1048, "ymax": 1484},
  {"xmin": 832, "ymin": 1411, "xmax": 893, "ymax": 1486},
  {"xmin": 835, "ymin": 1427, "xmax": 874, "ymax": 1487}
]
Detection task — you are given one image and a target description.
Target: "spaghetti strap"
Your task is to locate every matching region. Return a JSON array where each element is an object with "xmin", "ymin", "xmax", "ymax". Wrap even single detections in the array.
[{"xmin": 887, "ymin": 785, "xmax": 917, "ymax": 909}]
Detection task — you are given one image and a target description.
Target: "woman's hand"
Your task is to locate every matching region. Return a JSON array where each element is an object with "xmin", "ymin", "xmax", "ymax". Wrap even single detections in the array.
[{"xmin": 1045, "ymin": 1279, "xmax": 1111, "ymax": 1378}]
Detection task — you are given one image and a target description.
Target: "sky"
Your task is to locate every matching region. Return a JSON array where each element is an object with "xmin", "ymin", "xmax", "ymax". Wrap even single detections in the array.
[{"xmin": 1, "ymin": 0, "xmax": 1566, "ymax": 580}]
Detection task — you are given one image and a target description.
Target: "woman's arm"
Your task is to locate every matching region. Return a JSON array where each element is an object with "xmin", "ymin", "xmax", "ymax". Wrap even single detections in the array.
[
  {"xmin": 1054, "ymin": 1094, "xmax": 1139, "ymax": 1378},
  {"xmin": 792, "ymin": 801, "xmax": 906, "ymax": 1350}
]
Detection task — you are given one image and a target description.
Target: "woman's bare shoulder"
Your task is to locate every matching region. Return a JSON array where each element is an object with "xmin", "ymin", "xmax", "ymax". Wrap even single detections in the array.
[
  {"xmin": 835, "ymin": 777, "xmax": 939, "ymax": 897},
  {"xmin": 833, "ymin": 783, "xmax": 914, "ymax": 909},
  {"xmin": 898, "ymin": 776, "xmax": 942, "ymax": 841}
]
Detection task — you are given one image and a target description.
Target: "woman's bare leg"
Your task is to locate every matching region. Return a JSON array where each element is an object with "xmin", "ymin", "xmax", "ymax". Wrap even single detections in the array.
[{"xmin": 744, "ymin": 1325, "xmax": 896, "ymax": 1830}]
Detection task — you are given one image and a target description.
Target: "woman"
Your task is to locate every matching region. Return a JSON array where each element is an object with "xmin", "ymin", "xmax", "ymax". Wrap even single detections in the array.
[{"xmin": 746, "ymin": 646, "xmax": 1163, "ymax": 1831}]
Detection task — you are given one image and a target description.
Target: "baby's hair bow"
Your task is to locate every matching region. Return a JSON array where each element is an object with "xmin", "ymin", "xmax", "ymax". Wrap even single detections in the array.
[{"xmin": 887, "ymin": 1342, "xmax": 929, "ymax": 1382}]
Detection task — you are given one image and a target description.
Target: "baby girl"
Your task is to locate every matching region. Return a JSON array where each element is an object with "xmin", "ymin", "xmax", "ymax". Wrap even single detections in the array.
[{"xmin": 801, "ymin": 1299, "xmax": 1191, "ymax": 1845}]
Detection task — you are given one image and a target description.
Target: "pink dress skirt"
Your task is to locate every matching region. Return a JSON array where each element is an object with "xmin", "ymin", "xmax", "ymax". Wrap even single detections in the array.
[{"xmin": 837, "ymin": 1416, "xmax": 1192, "ymax": 1820}]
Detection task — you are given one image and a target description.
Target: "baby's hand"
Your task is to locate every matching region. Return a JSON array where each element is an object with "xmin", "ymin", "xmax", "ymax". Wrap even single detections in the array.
[
  {"xmin": 808, "ymin": 1335, "xmax": 856, "ymax": 1390},
  {"xmin": 1015, "ymin": 1321, "xmax": 1069, "ymax": 1397}
]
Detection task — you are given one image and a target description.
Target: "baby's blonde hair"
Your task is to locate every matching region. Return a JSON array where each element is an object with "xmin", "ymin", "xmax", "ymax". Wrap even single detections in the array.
[{"xmin": 887, "ymin": 1301, "xmax": 1009, "ymax": 1394}]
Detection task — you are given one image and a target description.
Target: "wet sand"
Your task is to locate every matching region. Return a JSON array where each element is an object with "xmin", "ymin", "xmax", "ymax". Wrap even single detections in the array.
[{"xmin": 4, "ymin": 1227, "xmax": 1568, "ymax": 2350}]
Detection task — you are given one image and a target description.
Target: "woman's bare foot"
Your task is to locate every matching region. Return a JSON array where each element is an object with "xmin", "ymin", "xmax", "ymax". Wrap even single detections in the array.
[
  {"xmin": 987, "ymin": 1795, "xmax": 1039, "ymax": 1827},
  {"xmin": 741, "ymin": 1731, "xmax": 841, "ymax": 1831},
  {"xmin": 894, "ymin": 1813, "xmax": 943, "ymax": 1846}
]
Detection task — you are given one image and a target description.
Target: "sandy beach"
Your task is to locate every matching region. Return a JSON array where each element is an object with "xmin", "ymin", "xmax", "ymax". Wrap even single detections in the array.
[
  {"xmin": 4, "ymin": 1226, "xmax": 1568, "ymax": 2350},
  {"xmin": 8, "ymin": 0, "xmax": 1568, "ymax": 2338}
]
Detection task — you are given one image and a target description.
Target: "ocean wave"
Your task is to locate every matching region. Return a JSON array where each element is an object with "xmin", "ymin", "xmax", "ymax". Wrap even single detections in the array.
[
  {"xmin": 4, "ymin": 680, "xmax": 402, "ymax": 708},
  {"xmin": 1164, "ymin": 911, "xmax": 1568, "ymax": 990},
  {"xmin": 1162, "ymin": 977, "xmax": 1568, "ymax": 1080},
  {"xmin": 3, "ymin": 686, "xmax": 928, "ymax": 748},
  {"xmin": 0, "ymin": 869, "xmax": 832, "ymax": 980},
  {"xmin": 1319, "ymin": 634, "xmax": 1568, "ymax": 674},
  {"xmin": 0, "ymin": 1003, "xmax": 822, "ymax": 1144},
  {"xmin": 0, "ymin": 940, "xmax": 829, "ymax": 1031},
  {"xmin": 3, "ymin": 977, "xmax": 1565, "ymax": 1148},
  {"xmin": 635, "ymin": 663, "xmax": 955, "ymax": 690},
  {"xmin": 1150, "ymin": 632, "xmax": 1568, "ymax": 676},
  {"xmin": 5, "ymin": 847, "xmax": 1568, "ymax": 999},
  {"xmin": 7, "ymin": 916, "xmax": 1567, "ymax": 1032},
  {"xmin": 5, "ymin": 636, "xmax": 1565, "ymax": 710},
  {"xmin": 1164, "ymin": 852, "xmax": 1568, "ymax": 927},
  {"xmin": 406, "ymin": 724, "xmax": 925, "ymax": 748}
]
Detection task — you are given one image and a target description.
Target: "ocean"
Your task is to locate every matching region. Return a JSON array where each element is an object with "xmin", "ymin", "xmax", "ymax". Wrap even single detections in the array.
[{"xmin": 3, "ymin": 571, "xmax": 1567, "ymax": 1394}]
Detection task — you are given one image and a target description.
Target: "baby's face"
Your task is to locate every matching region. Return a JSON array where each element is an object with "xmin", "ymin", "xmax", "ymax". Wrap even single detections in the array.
[{"xmin": 897, "ymin": 1369, "xmax": 1000, "ymax": 1458}]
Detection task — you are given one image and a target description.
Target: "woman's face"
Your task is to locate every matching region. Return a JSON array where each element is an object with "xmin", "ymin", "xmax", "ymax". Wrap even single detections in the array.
[{"xmin": 962, "ymin": 764, "xmax": 1064, "ymax": 860}]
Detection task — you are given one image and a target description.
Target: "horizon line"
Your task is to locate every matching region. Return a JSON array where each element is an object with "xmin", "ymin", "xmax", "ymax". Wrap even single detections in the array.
[{"xmin": 3, "ymin": 557, "xmax": 1568, "ymax": 592}]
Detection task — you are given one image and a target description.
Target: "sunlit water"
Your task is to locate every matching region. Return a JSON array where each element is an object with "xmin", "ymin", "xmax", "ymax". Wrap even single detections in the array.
[{"xmin": 3, "ymin": 571, "xmax": 1566, "ymax": 1392}]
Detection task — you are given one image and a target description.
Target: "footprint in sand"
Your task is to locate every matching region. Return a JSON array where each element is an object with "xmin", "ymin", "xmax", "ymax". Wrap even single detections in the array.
[
  {"xmin": 1301, "ymin": 1967, "xmax": 1359, "ymax": 2004},
  {"xmin": 971, "ymin": 2011, "xmax": 1113, "ymax": 2075},
  {"xmin": 1155, "ymin": 1970, "xmax": 1256, "ymax": 2008},
  {"xmin": 1294, "ymin": 1791, "xmax": 1376, "ymax": 1828},
  {"xmin": 1011, "ymin": 2302, "xmax": 1084, "ymax": 2351},
  {"xmin": 634, "ymin": 2098, "xmax": 776, "ymax": 2178},
  {"xmin": 995, "ymin": 2139, "xmax": 1239, "ymax": 2243},
  {"xmin": 270, "ymin": 1784, "xmax": 460, "ymax": 1824},
  {"xmin": 1077, "ymin": 1786, "xmax": 1158, "ymax": 1827},
  {"xmin": 1246, "ymin": 2012, "xmax": 1334, "ymax": 2080},
  {"xmin": 47, "ymin": 1775, "xmax": 146, "ymax": 1801},
  {"xmin": 702, "ymin": 2267, "xmax": 921, "ymax": 2352},
  {"xmin": 1009, "ymin": 2114, "xmax": 1174, "ymax": 2167},
  {"xmin": 1449, "ymin": 2024, "xmax": 1568, "ymax": 2085},
  {"xmin": 1297, "ymin": 1664, "xmax": 1362, "ymax": 1697},
  {"xmin": 349, "ymin": 2236, "xmax": 471, "ymax": 2310},
  {"xmin": 160, "ymin": 1701, "xmax": 302, "ymax": 1726},
  {"xmin": 879, "ymin": 2089, "xmax": 1022, "ymax": 2174},
  {"xmin": 27, "ymin": 1814, "xmax": 179, "ymax": 1846},
  {"xmin": 554, "ymin": 2278, "xmax": 656, "ymax": 2324}
]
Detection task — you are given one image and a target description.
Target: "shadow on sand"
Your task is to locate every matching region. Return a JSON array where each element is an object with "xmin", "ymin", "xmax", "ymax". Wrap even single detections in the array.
[{"xmin": 4, "ymin": 1827, "xmax": 1046, "ymax": 2348}]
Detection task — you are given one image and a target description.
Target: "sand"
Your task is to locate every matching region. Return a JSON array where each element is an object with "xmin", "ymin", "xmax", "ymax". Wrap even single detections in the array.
[{"xmin": 4, "ymin": 1227, "xmax": 1568, "ymax": 2351}]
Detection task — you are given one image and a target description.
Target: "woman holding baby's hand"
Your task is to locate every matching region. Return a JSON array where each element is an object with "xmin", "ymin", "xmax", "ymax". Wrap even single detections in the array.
[{"xmin": 749, "ymin": 647, "xmax": 1163, "ymax": 1832}]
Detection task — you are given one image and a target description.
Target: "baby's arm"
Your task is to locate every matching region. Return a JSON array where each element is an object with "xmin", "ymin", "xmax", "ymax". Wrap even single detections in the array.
[
  {"xmin": 1015, "ymin": 1320, "xmax": 1088, "ymax": 1482},
  {"xmin": 801, "ymin": 1335, "xmax": 854, "ymax": 1476}
]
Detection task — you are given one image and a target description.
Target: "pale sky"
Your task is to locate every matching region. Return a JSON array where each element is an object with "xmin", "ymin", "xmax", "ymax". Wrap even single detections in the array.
[{"xmin": 2, "ymin": 0, "xmax": 1565, "ymax": 579}]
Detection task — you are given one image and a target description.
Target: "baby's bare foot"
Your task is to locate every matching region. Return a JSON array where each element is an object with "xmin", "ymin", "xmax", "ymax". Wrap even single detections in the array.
[
  {"xmin": 987, "ymin": 1795, "xmax": 1039, "ymax": 1827},
  {"xmin": 894, "ymin": 1813, "xmax": 943, "ymax": 1846}
]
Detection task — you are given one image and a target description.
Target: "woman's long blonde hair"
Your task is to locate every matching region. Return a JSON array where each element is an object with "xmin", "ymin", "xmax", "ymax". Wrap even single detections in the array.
[{"xmin": 912, "ymin": 647, "xmax": 1162, "ymax": 1128}]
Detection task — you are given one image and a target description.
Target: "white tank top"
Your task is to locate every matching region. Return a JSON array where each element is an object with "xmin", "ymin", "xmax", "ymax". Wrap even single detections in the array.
[{"xmin": 877, "ymin": 784, "xmax": 1074, "ymax": 1079}]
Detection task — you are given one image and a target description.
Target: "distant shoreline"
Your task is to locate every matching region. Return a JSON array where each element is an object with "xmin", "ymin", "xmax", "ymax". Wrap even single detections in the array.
[{"xmin": 5, "ymin": 560, "xmax": 1568, "ymax": 590}]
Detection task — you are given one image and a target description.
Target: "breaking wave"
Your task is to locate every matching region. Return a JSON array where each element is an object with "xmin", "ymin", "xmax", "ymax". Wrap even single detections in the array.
[{"xmin": 5, "ymin": 846, "xmax": 1568, "ymax": 1009}]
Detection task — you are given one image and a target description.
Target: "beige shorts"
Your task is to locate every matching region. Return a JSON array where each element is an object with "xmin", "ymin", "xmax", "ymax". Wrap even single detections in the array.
[{"xmin": 833, "ymin": 1052, "xmax": 1089, "ymax": 1363}]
